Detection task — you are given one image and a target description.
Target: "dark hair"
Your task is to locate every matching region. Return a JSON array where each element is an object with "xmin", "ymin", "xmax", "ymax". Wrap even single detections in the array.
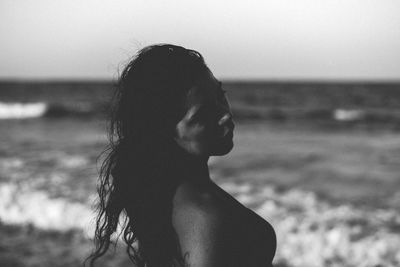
[{"xmin": 85, "ymin": 44, "xmax": 210, "ymax": 266}]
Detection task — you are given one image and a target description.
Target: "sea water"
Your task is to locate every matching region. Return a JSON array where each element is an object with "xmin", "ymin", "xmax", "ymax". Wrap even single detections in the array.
[{"xmin": 1, "ymin": 81, "xmax": 400, "ymax": 267}]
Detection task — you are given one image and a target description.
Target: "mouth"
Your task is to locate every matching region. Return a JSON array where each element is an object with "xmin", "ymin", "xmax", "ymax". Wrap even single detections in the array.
[
  {"xmin": 225, "ymin": 130, "xmax": 233, "ymax": 139},
  {"xmin": 219, "ymin": 125, "xmax": 234, "ymax": 138}
]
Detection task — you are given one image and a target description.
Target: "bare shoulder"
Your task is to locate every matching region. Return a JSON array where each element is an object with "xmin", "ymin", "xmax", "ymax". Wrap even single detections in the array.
[
  {"xmin": 172, "ymin": 180, "xmax": 228, "ymax": 230},
  {"xmin": 172, "ymin": 181, "xmax": 233, "ymax": 266}
]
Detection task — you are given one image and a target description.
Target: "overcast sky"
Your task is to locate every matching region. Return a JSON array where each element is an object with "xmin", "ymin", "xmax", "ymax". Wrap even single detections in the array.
[{"xmin": 1, "ymin": 0, "xmax": 399, "ymax": 81}]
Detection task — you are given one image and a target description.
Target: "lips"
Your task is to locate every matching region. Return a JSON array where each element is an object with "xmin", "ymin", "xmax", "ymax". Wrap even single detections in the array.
[
  {"xmin": 226, "ymin": 130, "xmax": 233, "ymax": 139},
  {"xmin": 219, "ymin": 125, "xmax": 234, "ymax": 138}
]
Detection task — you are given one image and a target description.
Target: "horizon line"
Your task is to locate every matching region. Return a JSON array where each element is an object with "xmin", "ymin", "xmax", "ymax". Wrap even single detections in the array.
[{"xmin": 1, "ymin": 77, "xmax": 400, "ymax": 84}]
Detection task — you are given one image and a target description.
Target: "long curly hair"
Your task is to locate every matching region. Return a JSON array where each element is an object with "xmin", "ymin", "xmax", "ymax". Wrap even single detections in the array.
[{"xmin": 85, "ymin": 44, "xmax": 210, "ymax": 266}]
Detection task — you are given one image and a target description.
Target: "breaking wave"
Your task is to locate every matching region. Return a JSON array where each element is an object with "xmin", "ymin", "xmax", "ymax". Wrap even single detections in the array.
[
  {"xmin": 0, "ymin": 183, "xmax": 94, "ymax": 236},
  {"xmin": 0, "ymin": 102, "xmax": 47, "ymax": 119},
  {"xmin": 0, "ymin": 102, "xmax": 102, "ymax": 119},
  {"xmin": 2, "ymin": 102, "xmax": 400, "ymax": 128},
  {"xmin": 0, "ymin": 180, "xmax": 399, "ymax": 266}
]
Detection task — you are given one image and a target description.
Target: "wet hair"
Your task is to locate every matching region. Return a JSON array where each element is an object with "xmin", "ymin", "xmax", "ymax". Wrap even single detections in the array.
[{"xmin": 84, "ymin": 44, "xmax": 210, "ymax": 267}]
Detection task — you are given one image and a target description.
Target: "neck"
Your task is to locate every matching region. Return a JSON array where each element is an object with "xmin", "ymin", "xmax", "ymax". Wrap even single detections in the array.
[
  {"xmin": 182, "ymin": 154, "xmax": 210, "ymax": 183},
  {"xmin": 172, "ymin": 145, "xmax": 211, "ymax": 184}
]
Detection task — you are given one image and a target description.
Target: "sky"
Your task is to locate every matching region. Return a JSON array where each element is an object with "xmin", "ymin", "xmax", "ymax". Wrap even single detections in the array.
[{"xmin": 1, "ymin": 0, "xmax": 399, "ymax": 81}]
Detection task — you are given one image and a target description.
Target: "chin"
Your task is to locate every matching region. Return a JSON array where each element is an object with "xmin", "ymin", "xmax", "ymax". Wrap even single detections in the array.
[{"xmin": 210, "ymin": 139, "xmax": 234, "ymax": 156}]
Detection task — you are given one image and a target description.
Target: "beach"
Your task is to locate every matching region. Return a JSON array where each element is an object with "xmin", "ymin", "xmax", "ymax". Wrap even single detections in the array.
[{"xmin": 0, "ymin": 81, "xmax": 399, "ymax": 266}]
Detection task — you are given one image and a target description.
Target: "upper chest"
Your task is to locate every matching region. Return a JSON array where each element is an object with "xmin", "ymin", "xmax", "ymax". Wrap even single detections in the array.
[
  {"xmin": 210, "ymin": 183, "xmax": 276, "ymax": 264},
  {"xmin": 172, "ymin": 180, "xmax": 276, "ymax": 265}
]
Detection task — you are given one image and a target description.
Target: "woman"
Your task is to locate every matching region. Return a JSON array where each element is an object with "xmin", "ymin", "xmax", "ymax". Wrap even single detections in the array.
[{"xmin": 86, "ymin": 44, "xmax": 276, "ymax": 266}]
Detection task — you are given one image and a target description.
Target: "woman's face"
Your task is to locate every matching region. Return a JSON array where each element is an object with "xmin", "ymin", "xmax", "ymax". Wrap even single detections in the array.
[{"xmin": 173, "ymin": 70, "xmax": 235, "ymax": 157}]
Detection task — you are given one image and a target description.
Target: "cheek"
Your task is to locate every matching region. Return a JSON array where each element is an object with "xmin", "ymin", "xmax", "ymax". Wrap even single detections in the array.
[
  {"xmin": 188, "ymin": 124, "xmax": 208, "ymax": 141},
  {"xmin": 176, "ymin": 118, "xmax": 218, "ymax": 145},
  {"xmin": 176, "ymin": 121, "xmax": 200, "ymax": 140},
  {"xmin": 185, "ymin": 124, "xmax": 218, "ymax": 148}
]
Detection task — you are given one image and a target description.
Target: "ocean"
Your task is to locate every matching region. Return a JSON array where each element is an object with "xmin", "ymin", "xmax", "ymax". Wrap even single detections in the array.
[
  {"xmin": 2, "ymin": 81, "xmax": 400, "ymax": 126},
  {"xmin": 0, "ymin": 81, "xmax": 400, "ymax": 267}
]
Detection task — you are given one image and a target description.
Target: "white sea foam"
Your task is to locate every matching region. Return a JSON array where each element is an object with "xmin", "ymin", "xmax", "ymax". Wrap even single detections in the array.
[
  {"xmin": 0, "ymin": 157, "xmax": 24, "ymax": 169},
  {"xmin": 0, "ymin": 183, "xmax": 95, "ymax": 236},
  {"xmin": 0, "ymin": 180, "xmax": 399, "ymax": 266},
  {"xmin": 220, "ymin": 182, "xmax": 400, "ymax": 267},
  {"xmin": 333, "ymin": 109, "xmax": 364, "ymax": 121},
  {"xmin": 58, "ymin": 155, "xmax": 90, "ymax": 168},
  {"xmin": 0, "ymin": 102, "xmax": 47, "ymax": 119}
]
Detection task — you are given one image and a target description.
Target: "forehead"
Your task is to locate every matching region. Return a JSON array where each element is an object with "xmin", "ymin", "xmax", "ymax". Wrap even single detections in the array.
[{"xmin": 184, "ymin": 71, "xmax": 221, "ymax": 109}]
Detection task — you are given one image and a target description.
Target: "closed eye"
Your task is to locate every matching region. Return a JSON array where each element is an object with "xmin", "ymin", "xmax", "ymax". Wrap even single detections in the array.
[{"xmin": 217, "ymin": 81, "xmax": 227, "ymax": 95}]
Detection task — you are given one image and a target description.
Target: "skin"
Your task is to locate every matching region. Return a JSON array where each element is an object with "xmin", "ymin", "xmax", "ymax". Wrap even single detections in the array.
[
  {"xmin": 173, "ymin": 69, "xmax": 235, "ymax": 159},
  {"xmin": 171, "ymin": 70, "xmax": 275, "ymax": 266},
  {"xmin": 172, "ymin": 71, "xmax": 276, "ymax": 267},
  {"xmin": 171, "ymin": 68, "xmax": 235, "ymax": 187},
  {"xmin": 171, "ymin": 69, "xmax": 238, "ymax": 266}
]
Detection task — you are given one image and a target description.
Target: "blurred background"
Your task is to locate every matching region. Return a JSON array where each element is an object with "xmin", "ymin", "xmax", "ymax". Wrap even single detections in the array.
[{"xmin": 1, "ymin": 1, "xmax": 400, "ymax": 266}]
